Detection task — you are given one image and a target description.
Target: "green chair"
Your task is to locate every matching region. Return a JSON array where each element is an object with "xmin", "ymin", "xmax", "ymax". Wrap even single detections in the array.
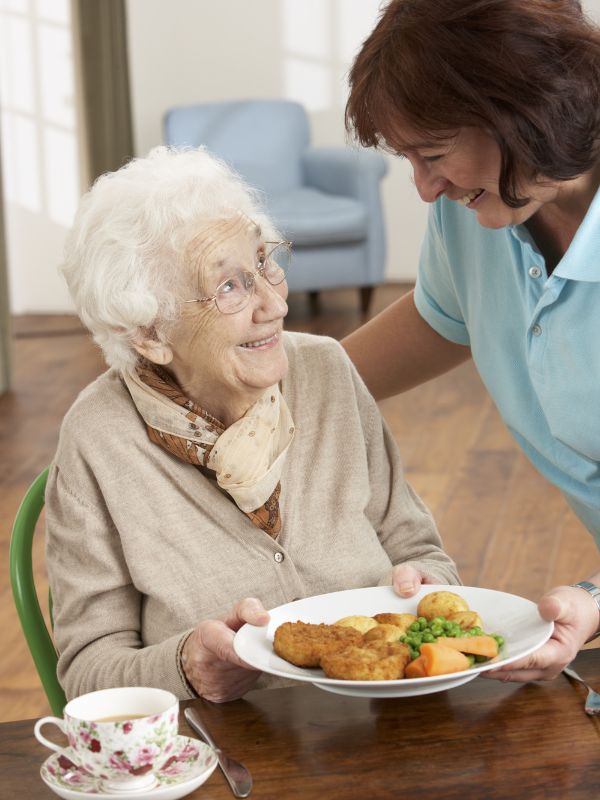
[{"xmin": 9, "ymin": 467, "xmax": 67, "ymax": 715}]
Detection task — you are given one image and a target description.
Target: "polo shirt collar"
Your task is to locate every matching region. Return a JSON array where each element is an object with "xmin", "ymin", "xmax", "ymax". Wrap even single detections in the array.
[
  {"xmin": 553, "ymin": 184, "xmax": 600, "ymax": 282},
  {"xmin": 509, "ymin": 184, "xmax": 600, "ymax": 282}
]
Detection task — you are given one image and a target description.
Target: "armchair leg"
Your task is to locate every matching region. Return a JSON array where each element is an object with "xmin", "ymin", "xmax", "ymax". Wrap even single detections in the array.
[
  {"xmin": 308, "ymin": 291, "xmax": 319, "ymax": 315},
  {"xmin": 360, "ymin": 286, "xmax": 374, "ymax": 315}
]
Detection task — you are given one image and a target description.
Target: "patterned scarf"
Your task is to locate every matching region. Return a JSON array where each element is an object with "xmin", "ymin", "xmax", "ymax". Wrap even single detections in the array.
[{"xmin": 122, "ymin": 363, "xmax": 295, "ymax": 537}]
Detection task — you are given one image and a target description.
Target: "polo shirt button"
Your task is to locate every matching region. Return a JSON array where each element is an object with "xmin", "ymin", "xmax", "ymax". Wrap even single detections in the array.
[
  {"xmin": 274, "ymin": 552, "xmax": 284, "ymax": 563},
  {"xmin": 528, "ymin": 266, "xmax": 542, "ymax": 278},
  {"xmin": 532, "ymin": 324, "xmax": 542, "ymax": 336}
]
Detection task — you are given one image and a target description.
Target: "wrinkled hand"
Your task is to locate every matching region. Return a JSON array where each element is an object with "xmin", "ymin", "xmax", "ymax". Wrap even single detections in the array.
[
  {"xmin": 391, "ymin": 564, "xmax": 438, "ymax": 598},
  {"xmin": 182, "ymin": 597, "xmax": 270, "ymax": 702},
  {"xmin": 481, "ymin": 585, "xmax": 599, "ymax": 683}
]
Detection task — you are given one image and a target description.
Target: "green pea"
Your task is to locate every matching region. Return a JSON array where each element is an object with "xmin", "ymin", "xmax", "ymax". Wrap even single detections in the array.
[
  {"xmin": 409, "ymin": 622, "xmax": 421, "ymax": 632},
  {"xmin": 418, "ymin": 617, "xmax": 428, "ymax": 628},
  {"xmin": 422, "ymin": 632, "xmax": 435, "ymax": 643},
  {"xmin": 431, "ymin": 626, "xmax": 443, "ymax": 638}
]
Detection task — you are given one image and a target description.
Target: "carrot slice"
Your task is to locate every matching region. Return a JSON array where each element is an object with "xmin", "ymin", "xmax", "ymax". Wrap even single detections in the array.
[
  {"xmin": 420, "ymin": 643, "xmax": 471, "ymax": 676},
  {"xmin": 436, "ymin": 636, "xmax": 499, "ymax": 658},
  {"xmin": 405, "ymin": 654, "xmax": 428, "ymax": 679}
]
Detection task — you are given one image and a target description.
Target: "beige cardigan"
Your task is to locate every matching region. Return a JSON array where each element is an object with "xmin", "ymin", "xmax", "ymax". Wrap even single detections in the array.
[{"xmin": 46, "ymin": 332, "xmax": 458, "ymax": 700}]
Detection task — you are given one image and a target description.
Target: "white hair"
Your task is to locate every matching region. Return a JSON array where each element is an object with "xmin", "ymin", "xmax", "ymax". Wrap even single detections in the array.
[{"xmin": 61, "ymin": 146, "xmax": 281, "ymax": 371}]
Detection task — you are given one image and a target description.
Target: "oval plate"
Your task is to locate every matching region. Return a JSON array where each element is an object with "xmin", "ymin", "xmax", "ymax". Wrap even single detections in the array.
[{"xmin": 234, "ymin": 585, "xmax": 554, "ymax": 698}]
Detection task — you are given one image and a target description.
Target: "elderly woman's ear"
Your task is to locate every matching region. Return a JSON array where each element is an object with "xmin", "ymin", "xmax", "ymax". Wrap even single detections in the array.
[{"xmin": 133, "ymin": 327, "xmax": 173, "ymax": 366}]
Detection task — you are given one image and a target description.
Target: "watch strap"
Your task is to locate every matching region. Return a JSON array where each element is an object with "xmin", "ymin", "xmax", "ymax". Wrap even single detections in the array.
[{"xmin": 571, "ymin": 581, "xmax": 600, "ymax": 642}]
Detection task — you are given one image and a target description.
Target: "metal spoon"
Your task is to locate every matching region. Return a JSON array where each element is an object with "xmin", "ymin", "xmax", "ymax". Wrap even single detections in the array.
[
  {"xmin": 563, "ymin": 665, "xmax": 600, "ymax": 715},
  {"xmin": 184, "ymin": 707, "xmax": 253, "ymax": 797}
]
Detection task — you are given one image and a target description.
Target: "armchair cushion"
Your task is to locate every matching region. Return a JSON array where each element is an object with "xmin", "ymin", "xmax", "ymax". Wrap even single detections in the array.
[
  {"xmin": 302, "ymin": 147, "xmax": 388, "ymax": 198},
  {"xmin": 268, "ymin": 189, "xmax": 368, "ymax": 246}
]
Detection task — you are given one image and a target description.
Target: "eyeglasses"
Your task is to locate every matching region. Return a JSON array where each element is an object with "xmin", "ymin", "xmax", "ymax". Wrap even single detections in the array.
[{"xmin": 183, "ymin": 241, "xmax": 293, "ymax": 315}]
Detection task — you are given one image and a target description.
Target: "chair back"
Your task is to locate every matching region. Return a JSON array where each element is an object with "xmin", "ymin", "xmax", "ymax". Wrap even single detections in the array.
[
  {"xmin": 9, "ymin": 467, "xmax": 67, "ymax": 715},
  {"xmin": 164, "ymin": 99, "xmax": 310, "ymax": 196}
]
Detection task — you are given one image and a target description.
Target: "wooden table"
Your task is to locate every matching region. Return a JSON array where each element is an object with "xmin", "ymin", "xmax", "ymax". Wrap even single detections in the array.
[{"xmin": 3, "ymin": 650, "xmax": 600, "ymax": 800}]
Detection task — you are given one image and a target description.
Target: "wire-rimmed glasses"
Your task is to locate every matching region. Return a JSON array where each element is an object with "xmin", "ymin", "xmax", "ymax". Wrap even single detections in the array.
[{"xmin": 183, "ymin": 240, "xmax": 292, "ymax": 315}]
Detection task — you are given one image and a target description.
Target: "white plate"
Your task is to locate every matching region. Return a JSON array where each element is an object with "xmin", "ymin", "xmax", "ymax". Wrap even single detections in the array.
[{"xmin": 234, "ymin": 585, "xmax": 554, "ymax": 698}]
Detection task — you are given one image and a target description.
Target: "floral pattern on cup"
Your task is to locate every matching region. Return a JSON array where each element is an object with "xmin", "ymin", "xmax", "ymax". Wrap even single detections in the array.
[{"xmin": 67, "ymin": 713, "xmax": 178, "ymax": 780}]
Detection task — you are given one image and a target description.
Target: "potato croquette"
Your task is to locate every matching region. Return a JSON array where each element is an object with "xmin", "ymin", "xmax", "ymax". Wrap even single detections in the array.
[
  {"xmin": 334, "ymin": 615, "xmax": 379, "ymax": 634},
  {"xmin": 363, "ymin": 623, "xmax": 403, "ymax": 644},
  {"xmin": 320, "ymin": 641, "xmax": 411, "ymax": 681},
  {"xmin": 273, "ymin": 621, "xmax": 363, "ymax": 667},
  {"xmin": 373, "ymin": 613, "xmax": 417, "ymax": 633}
]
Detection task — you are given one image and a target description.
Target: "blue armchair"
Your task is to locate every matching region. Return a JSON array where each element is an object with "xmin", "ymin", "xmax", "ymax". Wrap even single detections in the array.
[{"xmin": 163, "ymin": 100, "xmax": 388, "ymax": 313}]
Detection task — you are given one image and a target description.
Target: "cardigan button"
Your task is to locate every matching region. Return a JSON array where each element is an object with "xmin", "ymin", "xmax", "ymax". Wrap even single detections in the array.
[{"xmin": 274, "ymin": 552, "xmax": 284, "ymax": 563}]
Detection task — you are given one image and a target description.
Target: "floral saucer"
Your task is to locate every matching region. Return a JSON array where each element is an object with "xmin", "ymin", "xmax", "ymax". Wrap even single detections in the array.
[{"xmin": 40, "ymin": 735, "xmax": 218, "ymax": 800}]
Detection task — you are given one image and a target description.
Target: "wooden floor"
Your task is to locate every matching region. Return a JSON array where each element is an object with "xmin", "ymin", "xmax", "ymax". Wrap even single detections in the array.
[{"xmin": 1, "ymin": 283, "xmax": 598, "ymax": 723}]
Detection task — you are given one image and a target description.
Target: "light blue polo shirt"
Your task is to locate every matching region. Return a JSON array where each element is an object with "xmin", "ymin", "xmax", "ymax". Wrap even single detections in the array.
[{"xmin": 414, "ymin": 188, "xmax": 600, "ymax": 547}]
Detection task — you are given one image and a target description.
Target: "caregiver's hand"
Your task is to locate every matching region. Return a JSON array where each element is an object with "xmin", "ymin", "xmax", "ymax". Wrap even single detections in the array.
[
  {"xmin": 181, "ymin": 597, "xmax": 270, "ymax": 702},
  {"xmin": 391, "ymin": 564, "xmax": 439, "ymax": 598},
  {"xmin": 481, "ymin": 584, "xmax": 600, "ymax": 683}
]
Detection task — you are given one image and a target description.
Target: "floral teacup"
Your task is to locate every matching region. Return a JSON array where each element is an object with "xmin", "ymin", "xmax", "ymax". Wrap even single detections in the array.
[{"xmin": 34, "ymin": 686, "xmax": 179, "ymax": 792}]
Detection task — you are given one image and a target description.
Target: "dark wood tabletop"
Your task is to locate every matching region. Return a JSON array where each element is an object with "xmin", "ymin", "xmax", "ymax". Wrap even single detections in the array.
[{"xmin": 3, "ymin": 650, "xmax": 600, "ymax": 800}]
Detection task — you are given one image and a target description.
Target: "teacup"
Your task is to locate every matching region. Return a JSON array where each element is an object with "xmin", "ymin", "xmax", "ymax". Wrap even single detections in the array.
[{"xmin": 34, "ymin": 686, "xmax": 179, "ymax": 792}]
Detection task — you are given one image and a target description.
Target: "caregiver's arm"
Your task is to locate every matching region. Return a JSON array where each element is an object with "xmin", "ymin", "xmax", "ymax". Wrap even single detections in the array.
[{"xmin": 342, "ymin": 290, "xmax": 471, "ymax": 401}]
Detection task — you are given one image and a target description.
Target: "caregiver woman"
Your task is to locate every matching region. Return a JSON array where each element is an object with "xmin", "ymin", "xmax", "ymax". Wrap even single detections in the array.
[{"xmin": 343, "ymin": 0, "xmax": 600, "ymax": 681}]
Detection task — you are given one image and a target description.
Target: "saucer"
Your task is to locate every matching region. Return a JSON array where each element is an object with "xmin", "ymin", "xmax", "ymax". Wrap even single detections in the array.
[{"xmin": 40, "ymin": 735, "xmax": 218, "ymax": 800}]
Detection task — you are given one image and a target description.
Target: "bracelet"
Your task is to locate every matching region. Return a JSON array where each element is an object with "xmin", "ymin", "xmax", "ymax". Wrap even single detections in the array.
[{"xmin": 571, "ymin": 581, "xmax": 600, "ymax": 643}]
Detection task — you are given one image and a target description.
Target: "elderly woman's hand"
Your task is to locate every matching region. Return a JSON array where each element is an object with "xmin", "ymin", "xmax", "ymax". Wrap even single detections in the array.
[
  {"xmin": 391, "ymin": 564, "xmax": 439, "ymax": 597},
  {"xmin": 481, "ymin": 584, "xmax": 600, "ymax": 683},
  {"xmin": 181, "ymin": 597, "xmax": 270, "ymax": 702}
]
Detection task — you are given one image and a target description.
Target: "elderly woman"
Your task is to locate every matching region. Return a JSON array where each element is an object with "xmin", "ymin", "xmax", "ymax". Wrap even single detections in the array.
[
  {"xmin": 342, "ymin": 0, "xmax": 600, "ymax": 681},
  {"xmin": 46, "ymin": 146, "xmax": 458, "ymax": 703}
]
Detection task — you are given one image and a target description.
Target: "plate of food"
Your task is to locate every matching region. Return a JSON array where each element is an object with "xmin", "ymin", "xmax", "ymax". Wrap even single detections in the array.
[{"xmin": 233, "ymin": 585, "xmax": 554, "ymax": 698}]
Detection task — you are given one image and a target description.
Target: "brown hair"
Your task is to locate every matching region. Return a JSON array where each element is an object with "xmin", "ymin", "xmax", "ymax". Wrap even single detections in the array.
[{"xmin": 346, "ymin": 0, "xmax": 600, "ymax": 206}]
